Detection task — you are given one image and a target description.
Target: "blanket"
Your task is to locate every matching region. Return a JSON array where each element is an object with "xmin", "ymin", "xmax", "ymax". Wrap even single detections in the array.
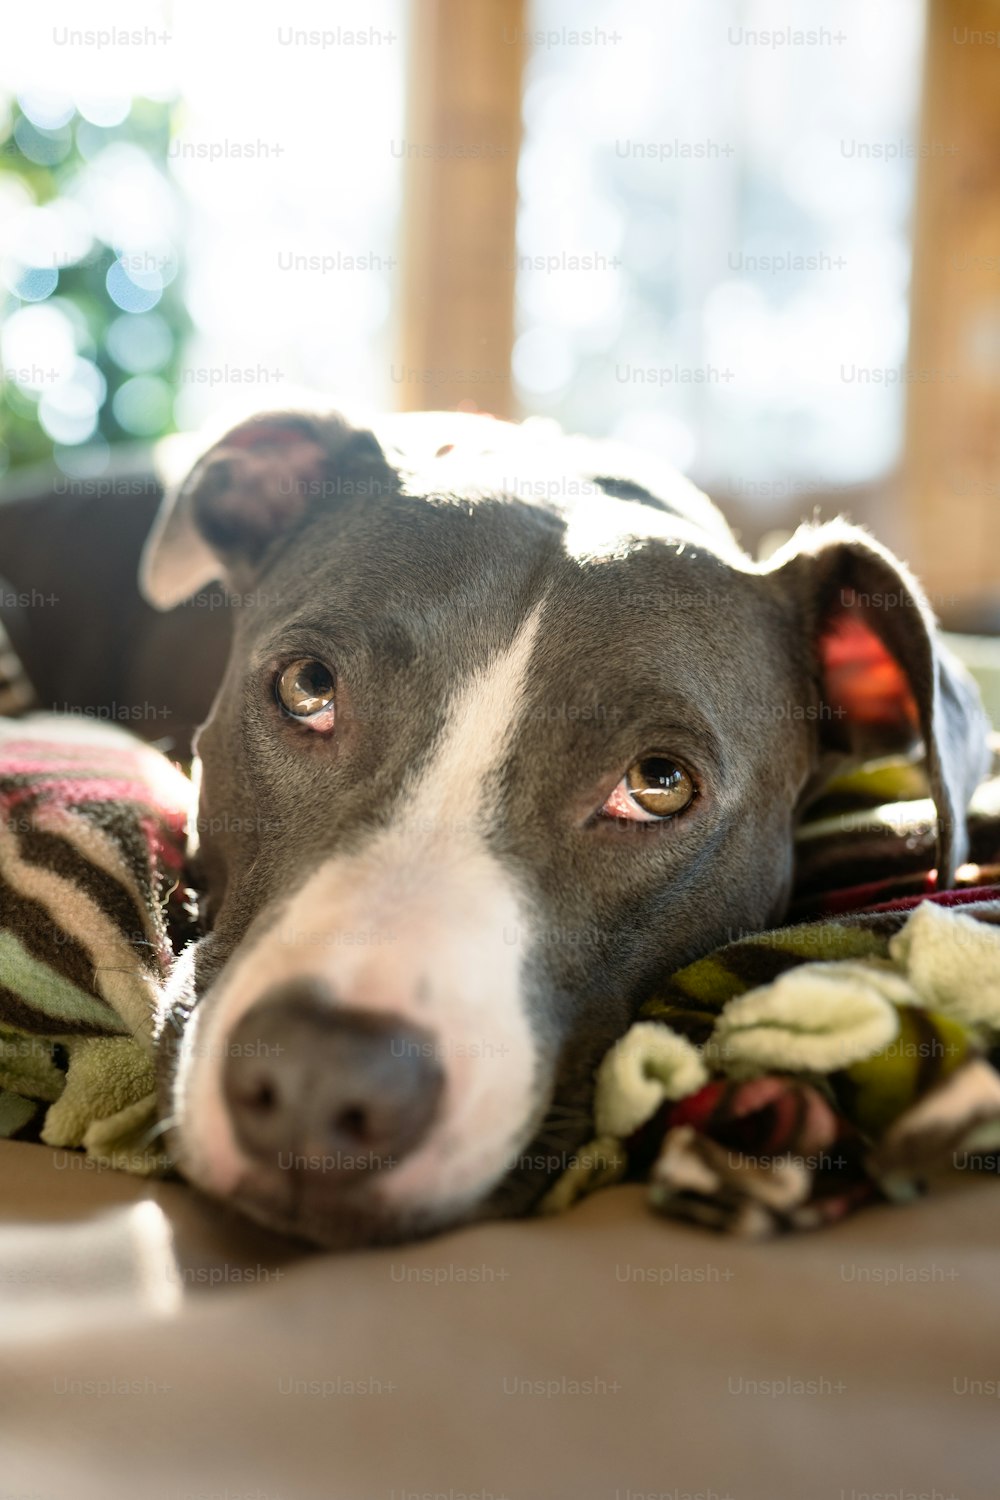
[
  {"xmin": 0, "ymin": 717, "xmax": 190, "ymax": 1172},
  {"xmin": 2, "ymin": 708, "xmax": 1000, "ymax": 1237},
  {"xmin": 542, "ymin": 748, "xmax": 1000, "ymax": 1235}
]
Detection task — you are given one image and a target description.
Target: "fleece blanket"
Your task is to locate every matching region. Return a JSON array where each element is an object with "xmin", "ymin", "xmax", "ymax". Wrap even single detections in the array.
[
  {"xmin": 2, "ymin": 707, "xmax": 1000, "ymax": 1236},
  {"xmin": 0, "ymin": 716, "xmax": 190, "ymax": 1172},
  {"xmin": 543, "ymin": 750, "xmax": 1000, "ymax": 1235}
]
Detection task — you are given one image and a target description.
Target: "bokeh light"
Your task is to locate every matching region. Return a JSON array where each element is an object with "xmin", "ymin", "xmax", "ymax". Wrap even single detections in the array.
[
  {"xmin": 112, "ymin": 374, "xmax": 172, "ymax": 435},
  {"xmin": 0, "ymin": 0, "xmax": 405, "ymax": 474},
  {"xmin": 105, "ymin": 312, "xmax": 173, "ymax": 373}
]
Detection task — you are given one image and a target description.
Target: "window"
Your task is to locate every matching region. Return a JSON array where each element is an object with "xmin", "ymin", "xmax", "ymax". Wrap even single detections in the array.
[{"xmin": 514, "ymin": 0, "xmax": 925, "ymax": 506}]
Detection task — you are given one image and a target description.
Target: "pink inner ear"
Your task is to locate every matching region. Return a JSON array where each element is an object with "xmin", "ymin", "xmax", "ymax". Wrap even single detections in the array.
[
  {"xmin": 204, "ymin": 425, "xmax": 329, "ymax": 546},
  {"xmin": 819, "ymin": 604, "xmax": 920, "ymax": 734}
]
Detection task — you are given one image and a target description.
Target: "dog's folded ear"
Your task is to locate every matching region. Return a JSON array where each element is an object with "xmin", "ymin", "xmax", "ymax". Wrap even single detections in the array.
[
  {"xmin": 766, "ymin": 519, "xmax": 991, "ymax": 887},
  {"xmin": 140, "ymin": 409, "xmax": 389, "ymax": 608}
]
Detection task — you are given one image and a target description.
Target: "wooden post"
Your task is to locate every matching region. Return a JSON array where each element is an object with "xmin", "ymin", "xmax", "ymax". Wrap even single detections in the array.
[
  {"xmin": 904, "ymin": 0, "xmax": 1000, "ymax": 625},
  {"xmin": 396, "ymin": 0, "xmax": 525, "ymax": 418}
]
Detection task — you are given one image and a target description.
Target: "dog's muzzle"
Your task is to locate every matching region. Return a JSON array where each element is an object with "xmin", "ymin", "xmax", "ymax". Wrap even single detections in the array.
[
  {"xmin": 171, "ymin": 832, "xmax": 540, "ymax": 1240},
  {"xmin": 222, "ymin": 980, "xmax": 444, "ymax": 1204}
]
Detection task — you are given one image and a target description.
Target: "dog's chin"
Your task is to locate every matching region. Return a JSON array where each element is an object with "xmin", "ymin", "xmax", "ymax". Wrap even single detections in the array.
[
  {"xmin": 177, "ymin": 1151, "xmax": 555, "ymax": 1251},
  {"xmin": 230, "ymin": 1188, "xmax": 471, "ymax": 1251}
]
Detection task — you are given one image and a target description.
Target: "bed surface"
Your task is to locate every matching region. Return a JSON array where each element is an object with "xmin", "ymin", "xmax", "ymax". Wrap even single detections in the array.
[{"xmin": 0, "ymin": 1138, "xmax": 996, "ymax": 1500}]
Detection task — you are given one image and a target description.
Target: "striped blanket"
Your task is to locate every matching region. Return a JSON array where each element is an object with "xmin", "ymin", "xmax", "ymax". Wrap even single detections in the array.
[{"xmin": 0, "ymin": 716, "xmax": 191, "ymax": 1170}]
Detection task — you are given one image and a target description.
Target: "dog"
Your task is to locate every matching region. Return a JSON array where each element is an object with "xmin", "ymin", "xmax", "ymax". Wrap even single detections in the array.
[{"xmin": 119, "ymin": 404, "xmax": 990, "ymax": 1248}]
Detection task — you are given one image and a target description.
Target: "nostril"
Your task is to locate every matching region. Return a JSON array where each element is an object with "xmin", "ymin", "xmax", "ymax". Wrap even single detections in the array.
[
  {"xmin": 247, "ymin": 1079, "xmax": 277, "ymax": 1113},
  {"xmin": 334, "ymin": 1105, "xmax": 370, "ymax": 1144},
  {"xmin": 229, "ymin": 1069, "xmax": 279, "ymax": 1113},
  {"xmin": 222, "ymin": 990, "xmax": 445, "ymax": 1176}
]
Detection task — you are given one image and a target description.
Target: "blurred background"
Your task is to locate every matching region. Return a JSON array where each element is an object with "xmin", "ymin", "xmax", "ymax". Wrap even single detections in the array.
[{"xmin": 1, "ymin": 0, "xmax": 998, "ymax": 630}]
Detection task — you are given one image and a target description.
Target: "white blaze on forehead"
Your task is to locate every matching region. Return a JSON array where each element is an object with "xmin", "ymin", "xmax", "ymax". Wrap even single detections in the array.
[
  {"xmin": 175, "ymin": 604, "xmax": 548, "ymax": 1215},
  {"xmin": 396, "ymin": 601, "xmax": 544, "ymax": 835}
]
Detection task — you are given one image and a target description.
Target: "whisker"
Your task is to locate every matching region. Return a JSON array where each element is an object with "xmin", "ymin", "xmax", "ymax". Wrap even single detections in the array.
[
  {"xmin": 140, "ymin": 1115, "xmax": 178, "ymax": 1147},
  {"xmin": 91, "ymin": 965, "xmax": 157, "ymax": 975}
]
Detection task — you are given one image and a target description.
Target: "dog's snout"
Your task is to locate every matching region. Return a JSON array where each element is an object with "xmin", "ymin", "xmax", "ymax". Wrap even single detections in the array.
[{"xmin": 222, "ymin": 982, "xmax": 444, "ymax": 1178}]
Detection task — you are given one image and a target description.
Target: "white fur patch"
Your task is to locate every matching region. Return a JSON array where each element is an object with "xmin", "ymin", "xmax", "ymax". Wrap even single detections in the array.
[{"xmin": 174, "ymin": 607, "xmax": 546, "ymax": 1218}]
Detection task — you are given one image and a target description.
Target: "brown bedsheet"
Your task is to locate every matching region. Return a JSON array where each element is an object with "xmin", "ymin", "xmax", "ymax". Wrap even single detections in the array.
[{"xmin": 0, "ymin": 1138, "xmax": 997, "ymax": 1500}]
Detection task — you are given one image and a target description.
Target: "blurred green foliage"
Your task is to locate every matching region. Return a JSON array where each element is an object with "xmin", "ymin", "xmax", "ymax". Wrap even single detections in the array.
[{"xmin": 0, "ymin": 95, "xmax": 190, "ymax": 476}]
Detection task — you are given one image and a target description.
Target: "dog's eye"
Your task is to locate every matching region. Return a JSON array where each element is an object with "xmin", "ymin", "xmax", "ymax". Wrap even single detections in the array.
[
  {"xmin": 600, "ymin": 756, "xmax": 696, "ymax": 823},
  {"xmin": 275, "ymin": 659, "xmax": 336, "ymax": 728}
]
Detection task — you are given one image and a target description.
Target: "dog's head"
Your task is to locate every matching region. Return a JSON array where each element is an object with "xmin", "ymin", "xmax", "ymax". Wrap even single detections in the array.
[{"xmin": 142, "ymin": 407, "xmax": 990, "ymax": 1246}]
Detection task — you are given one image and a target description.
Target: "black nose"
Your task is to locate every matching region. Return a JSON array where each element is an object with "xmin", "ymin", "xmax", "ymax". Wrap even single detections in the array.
[{"xmin": 222, "ymin": 982, "xmax": 444, "ymax": 1178}]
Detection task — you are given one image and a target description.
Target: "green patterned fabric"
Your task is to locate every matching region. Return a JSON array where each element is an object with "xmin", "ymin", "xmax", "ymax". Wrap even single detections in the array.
[
  {"xmin": 544, "ymin": 746, "xmax": 1000, "ymax": 1236},
  {"xmin": 0, "ymin": 716, "xmax": 192, "ymax": 1172}
]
